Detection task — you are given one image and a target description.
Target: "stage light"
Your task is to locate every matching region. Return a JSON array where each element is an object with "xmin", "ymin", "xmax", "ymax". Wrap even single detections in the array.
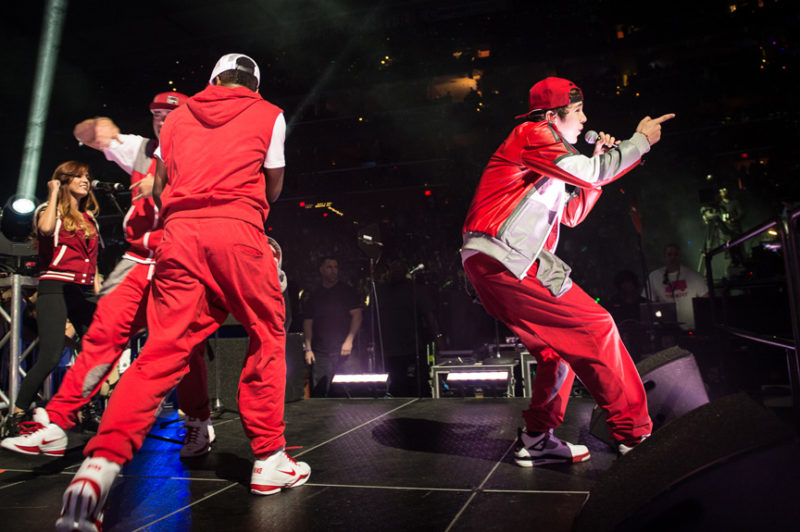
[
  {"xmin": 332, "ymin": 374, "xmax": 389, "ymax": 383},
  {"xmin": 446, "ymin": 371, "xmax": 509, "ymax": 382},
  {"xmin": 11, "ymin": 197, "xmax": 35, "ymax": 214},
  {"xmin": 1, "ymin": 195, "xmax": 38, "ymax": 244},
  {"xmin": 331, "ymin": 373, "xmax": 389, "ymax": 398},
  {"xmin": 431, "ymin": 362, "xmax": 517, "ymax": 398}
]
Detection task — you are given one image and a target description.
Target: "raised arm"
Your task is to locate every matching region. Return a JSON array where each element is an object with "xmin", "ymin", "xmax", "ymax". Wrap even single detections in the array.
[
  {"xmin": 523, "ymin": 113, "xmax": 675, "ymax": 190},
  {"xmin": 37, "ymin": 181, "xmax": 61, "ymax": 236},
  {"xmin": 73, "ymin": 117, "xmax": 121, "ymax": 151}
]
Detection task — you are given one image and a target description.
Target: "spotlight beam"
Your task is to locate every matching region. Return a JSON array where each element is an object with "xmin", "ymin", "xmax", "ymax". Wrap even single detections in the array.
[
  {"xmin": 16, "ymin": 0, "xmax": 69, "ymax": 200},
  {"xmin": 286, "ymin": 2, "xmax": 385, "ymax": 135}
]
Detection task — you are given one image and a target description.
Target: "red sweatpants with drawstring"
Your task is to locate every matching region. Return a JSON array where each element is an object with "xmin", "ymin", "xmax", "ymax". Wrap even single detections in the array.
[
  {"xmin": 46, "ymin": 260, "xmax": 209, "ymax": 431},
  {"xmin": 85, "ymin": 218, "xmax": 286, "ymax": 465},
  {"xmin": 464, "ymin": 253, "xmax": 652, "ymax": 444}
]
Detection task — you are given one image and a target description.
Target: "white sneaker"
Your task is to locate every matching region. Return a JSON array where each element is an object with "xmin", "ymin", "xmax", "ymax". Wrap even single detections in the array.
[
  {"xmin": 0, "ymin": 407, "xmax": 67, "ymax": 456},
  {"xmin": 513, "ymin": 428, "xmax": 591, "ymax": 467},
  {"xmin": 55, "ymin": 456, "xmax": 121, "ymax": 532},
  {"xmin": 618, "ymin": 434, "xmax": 650, "ymax": 456},
  {"xmin": 180, "ymin": 417, "xmax": 211, "ymax": 458},
  {"xmin": 251, "ymin": 450, "xmax": 310, "ymax": 495}
]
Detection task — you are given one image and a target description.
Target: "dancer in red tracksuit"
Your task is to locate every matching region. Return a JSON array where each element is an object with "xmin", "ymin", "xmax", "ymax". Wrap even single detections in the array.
[
  {"xmin": 462, "ymin": 77, "xmax": 674, "ymax": 465},
  {"xmin": 56, "ymin": 53, "xmax": 309, "ymax": 532},
  {"xmin": 1, "ymin": 92, "xmax": 214, "ymax": 459}
]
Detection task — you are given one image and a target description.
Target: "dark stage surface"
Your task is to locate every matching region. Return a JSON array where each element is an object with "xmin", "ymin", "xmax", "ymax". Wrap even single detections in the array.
[
  {"xmin": 0, "ymin": 397, "xmax": 618, "ymax": 531},
  {"xmin": 3, "ymin": 394, "xmax": 797, "ymax": 531}
]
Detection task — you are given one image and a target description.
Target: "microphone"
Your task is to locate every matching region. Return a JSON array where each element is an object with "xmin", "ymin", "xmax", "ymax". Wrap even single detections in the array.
[
  {"xmin": 584, "ymin": 130, "xmax": 600, "ymax": 144},
  {"xmin": 91, "ymin": 180, "xmax": 126, "ymax": 192},
  {"xmin": 584, "ymin": 130, "xmax": 620, "ymax": 149},
  {"xmin": 406, "ymin": 263, "xmax": 424, "ymax": 279}
]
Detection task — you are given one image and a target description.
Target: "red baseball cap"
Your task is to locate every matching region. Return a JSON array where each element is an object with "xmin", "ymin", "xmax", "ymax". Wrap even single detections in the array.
[
  {"xmin": 149, "ymin": 91, "xmax": 189, "ymax": 111},
  {"xmin": 515, "ymin": 77, "xmax": 583, "ymax": 119}
]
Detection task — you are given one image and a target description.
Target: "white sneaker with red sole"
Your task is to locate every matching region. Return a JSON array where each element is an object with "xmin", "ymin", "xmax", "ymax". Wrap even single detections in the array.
[
  {"xmin": 0, "ymin": 407, "xmax": 67, "ymax": 456},
  {"xmin": 251, "ymin": 450, "xmax": 310, "ymax": 495}
]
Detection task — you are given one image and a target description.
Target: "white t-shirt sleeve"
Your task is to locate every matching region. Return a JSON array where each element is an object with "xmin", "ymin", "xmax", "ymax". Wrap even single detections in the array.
[
  {"xmin": 264, "ymin": 113, "xmax": 286, "ymax": 169},
  {"xmin": 103, "ymin": 134, "xmax": 146, "ymax": 175}
]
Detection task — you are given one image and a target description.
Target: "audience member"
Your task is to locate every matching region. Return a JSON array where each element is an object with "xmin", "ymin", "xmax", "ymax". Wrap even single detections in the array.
[{"xmin": 644, "ymin": 243, "xmax": 709, "ymax": 331}]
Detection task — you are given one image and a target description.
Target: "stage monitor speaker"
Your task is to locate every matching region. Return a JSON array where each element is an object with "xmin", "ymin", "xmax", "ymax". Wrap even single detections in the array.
[
  {"xmin": 207, "ymin": 332, "xmax": 306, "ymax": 412},
  {"xmin": 589, "ymin": 346, "xmax": 709, "ymax": 445},
  {"xmin": 573, "ymin": 392, "xmax": 799, "ymax": 532},
  {"xmin": 284, "ymin": 332, "xmax": 306, "ymax": 403}
]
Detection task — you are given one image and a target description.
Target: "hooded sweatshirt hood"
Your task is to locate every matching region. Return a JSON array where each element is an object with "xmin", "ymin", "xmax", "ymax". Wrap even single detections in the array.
[{"xmin": 187, "ymin": 84, "xmax": 263, "ymax": 128}]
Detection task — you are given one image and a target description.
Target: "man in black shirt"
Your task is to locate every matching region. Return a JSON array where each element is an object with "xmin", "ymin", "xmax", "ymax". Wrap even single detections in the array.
[{"xmin": 303, "ymin": 257, "xmax": 363, "ymax": 396}]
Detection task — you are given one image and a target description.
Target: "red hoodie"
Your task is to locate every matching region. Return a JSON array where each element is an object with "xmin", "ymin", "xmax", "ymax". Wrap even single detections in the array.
[{"xmin": 158, "ymin": 84, "xmax": 283, "ymax": 229}]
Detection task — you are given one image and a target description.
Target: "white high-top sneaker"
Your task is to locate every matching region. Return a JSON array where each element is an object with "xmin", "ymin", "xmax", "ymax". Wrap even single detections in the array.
[
  {"xmin": 0, "ymin": 407, "xmax": 68, "ymax": 456},
  {"xmin": 513, "ymin": 428, "xmax": 591, "ymax": 467},
  {"xmin": 250, "ymin": 449, "xmax": 311, "ymax": 495},
  {"xmin": 56, "ymin": 456, "xmax": 121, "ymax": 532}
]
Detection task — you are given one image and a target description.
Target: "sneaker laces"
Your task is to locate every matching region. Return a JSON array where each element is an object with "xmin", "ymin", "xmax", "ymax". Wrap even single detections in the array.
[
  {"xmin": 184, "ymin": 424, "xmax": 202, "ymax": 445},
  {"xmin": 18, "ymin": 421, "xmax": 46, "ymax": 435}
]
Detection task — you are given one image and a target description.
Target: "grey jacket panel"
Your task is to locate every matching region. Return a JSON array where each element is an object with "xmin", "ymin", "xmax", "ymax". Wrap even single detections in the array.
[{"xmin": 556, "ymin": 133, "xmax": 649, "ymax": 185}]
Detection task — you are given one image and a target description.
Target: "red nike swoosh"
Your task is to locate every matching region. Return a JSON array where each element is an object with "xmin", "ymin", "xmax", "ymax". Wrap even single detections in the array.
[
  {"xmin": 41, "ymin": 438, "xmax": 60, "ymax": 445},
  {"xmin": 277, "ymin": 469, "xmax": 297, "ymax": 476},
  {"xmin": 16, "ymin": 445, "xmax": 41, "ymax": 453}
]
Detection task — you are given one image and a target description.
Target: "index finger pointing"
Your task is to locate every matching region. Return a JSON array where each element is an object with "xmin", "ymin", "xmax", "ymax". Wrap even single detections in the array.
[{"xmin": 653, "ymin": 113, "xmax": 676, "ymax": 124}]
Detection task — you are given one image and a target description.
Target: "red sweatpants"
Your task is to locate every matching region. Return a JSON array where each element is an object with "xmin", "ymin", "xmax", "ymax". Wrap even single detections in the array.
[
  {"xmin": 46, "ymin": 260, "xmax": 209, "ymax": 431},
  {"xmin": 85, "ymin": 218, "xmax": 286, "ymax": 464},
  {"xmin": 464, "ymin": 253, "xmax": 652, "ymax": 444}
]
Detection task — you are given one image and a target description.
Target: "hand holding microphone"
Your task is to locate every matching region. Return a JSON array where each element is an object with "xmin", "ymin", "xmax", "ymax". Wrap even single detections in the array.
[
  {"xmin": 585, "ymin": 112, "xmax": 676, "ymax": 155},
  {"xmin": 584, "ymin": 130, "xmax": 619, "ymax": 156}
]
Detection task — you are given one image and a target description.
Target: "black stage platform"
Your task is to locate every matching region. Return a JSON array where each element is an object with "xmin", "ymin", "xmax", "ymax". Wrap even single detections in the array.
[
  {"xmin": 4, "ymin": 394, "xmax": 798, "ymax": 531},
  {"xmin": 0, "ymin": 397, "xmax": 619, "ymax": 531}
]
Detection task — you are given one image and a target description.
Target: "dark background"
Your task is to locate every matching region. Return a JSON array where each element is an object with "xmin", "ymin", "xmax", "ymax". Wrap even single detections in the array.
[{"xmin": 1, "ymin": 0, "xmax": 798, "ymax": 349}]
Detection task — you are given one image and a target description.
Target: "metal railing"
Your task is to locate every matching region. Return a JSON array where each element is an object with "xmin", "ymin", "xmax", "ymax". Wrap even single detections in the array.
[
  {"xmin": 0, "ymin": 274, "xmax": 39, "ymax": 411},
  {"xmin": 704, "ymin": 207, "xmax": 800, "ymax": 425}
]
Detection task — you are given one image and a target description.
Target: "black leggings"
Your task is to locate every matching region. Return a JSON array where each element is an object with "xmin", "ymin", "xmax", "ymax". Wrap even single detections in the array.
[{"xmin": 15, "ymin": 279, "xmax": 96, "ymax": 410}]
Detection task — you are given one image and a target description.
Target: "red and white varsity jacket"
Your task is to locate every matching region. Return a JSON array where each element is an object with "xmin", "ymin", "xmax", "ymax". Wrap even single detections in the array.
[
  {"xmin": 38, "ymin": 210, "xmax": 100, "ymax": 285},
  {"xmin": 105, "ymin": 135, "xmax": 163, "ymax": 265}
]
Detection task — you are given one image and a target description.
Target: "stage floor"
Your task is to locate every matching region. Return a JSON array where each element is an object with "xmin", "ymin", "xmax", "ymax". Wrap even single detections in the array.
[{"xmin": 1, "ymin": 396, "xmax": 621, "ymax": 531}]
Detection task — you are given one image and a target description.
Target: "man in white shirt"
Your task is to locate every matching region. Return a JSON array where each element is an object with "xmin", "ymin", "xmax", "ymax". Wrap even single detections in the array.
[{"xmin": 645, "ymin": 244, "xmax": 709, "ymax": 330}]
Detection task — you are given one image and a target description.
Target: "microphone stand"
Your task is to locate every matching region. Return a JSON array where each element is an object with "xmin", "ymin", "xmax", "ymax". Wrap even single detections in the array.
[
  {"xmin": 367, "ymin": 256, "xmax": 386, "ymax": 375},
  {"xmin": 101, "ymin": 190, "xmax": 126, "ymax": 216},
  {"xmin": 408, "ymin": 267, "xmax": 422, "ymax": 397}
]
